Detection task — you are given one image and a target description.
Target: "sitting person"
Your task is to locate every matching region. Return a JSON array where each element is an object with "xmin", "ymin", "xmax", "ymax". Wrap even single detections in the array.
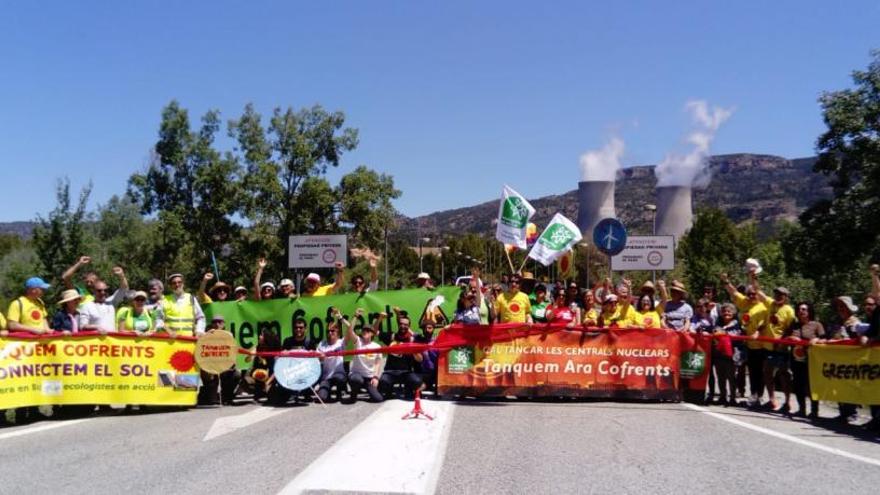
[
  {"xmin": 379, "ymin": 313, "xmax": 424, "ymax": 399},
  {"xmin": 315, "ymin": 309, "xmax": 351, "ymax": 402},
  {"xmin": 344, "ymin": 311, "xmax": 386, "ymax": 402}
]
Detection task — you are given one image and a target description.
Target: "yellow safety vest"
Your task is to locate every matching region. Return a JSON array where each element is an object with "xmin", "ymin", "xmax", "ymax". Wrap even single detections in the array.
[{"xmin": 162, "ymin": 294, "xmax": 196, "ymax": 334}]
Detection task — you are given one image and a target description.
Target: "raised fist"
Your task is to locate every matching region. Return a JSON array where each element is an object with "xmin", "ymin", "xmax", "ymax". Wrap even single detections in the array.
[
  {"xmin": 112, "ymin": 266, "xmax": 125, "ymax": 276},
  {"xmin": 79, "ymin": 256, "xmax": 92, "ymax": 265},
  {"xmin": 203, "ymin": 272, "xmax": 214, "ymax": 281},
  {"xmin": 871, "ymin": 264, "xmax": 879, "ymax": 275},
  {"xmin": 719, "ymin": 273, "xmax": 729, "ymax": 284},
  {"xmin": 369, "ymin": 258, "xmax": 377, "ymax": 268},
  {"xmin": 257, "ymin": 258, "xmax": 267, "ymax": 269},
  {"xmin": 355, "ymin": 308, "xmax": 364, "ymax": 317},
  {"xmin": 335, "ymin": 261, "xmax": 344, "ymax": 270}
]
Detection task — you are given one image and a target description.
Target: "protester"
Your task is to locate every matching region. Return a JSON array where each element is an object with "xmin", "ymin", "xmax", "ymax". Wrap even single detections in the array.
[
  {"xmin": 582, "ymin": 289, "xmax": 599, "ymax": 327},
  {"xmin": 415, "ymin": 272, "xmax": 435, "ymax": 289},
  {"xmin": 196, "ymin": 315, "xmax": 237, "ymax": 406},
  {"xmin": 635, "ymin": 294, "xmax": 663, "ymax": 329},
  {"xmin": 546, "ymin": 288, "xmax": 580, "ymax": 328},
  {"xmin": 246, "ymin": 328, "xmax": 281, "ymax": 403},
  {"xmin": 379, "ymin": 313, "xmax": 424, "ymax": 399},
  {"xmin": 344, "ymin": 311, "xmax": 385, "ymax": 402},
  {"xmin": 315, "ymin": 310, "xmax": 350, "ymax": 402},
  {"xmin": 146, "ymin": 279, "xmax": 164, "ymax": 317},
  {"xmin": 787, "ymin": 301, "xmax": 824, "ymax": 418},
  {"xmin": 196, "ymin": 272, "xmax": 232, "ymax": 305},
  {"xmin": 661, "ymin": 280, "xmax": 693, "ymax": 332},
  {"xmin": 565, "ymin": 282, "xmax": 582, "ymax": 309},
  {"xmin": 454, "ymin": 285, "xmax": 482, "ymax": 325},
  {"xmin": 302, "ymin": 262, "xmax": 345, "ymax": 297},
  {"xmin": 691, "ymin": 299, "xmax": 713, "ymax": 333},
  {"xmin": 597, "ymin": 294, "xmax": 623, "ymax": 328},
  {"xmin": 348, "ymin": 258, "xmax": 379, "ymax": 294},
  {"xmin": 415, "ymin": 320, "xmax": 439, "ymax": 393},
  {"xmin": 52, "ymin": 289, "xmax": 82, "ymax": 334},
  {"xmin": 116, "ymin": 291, "xmax": 154, "ymax": 334},
  {"xmin": 703, "ymin": 285, "xmax": 720, "ymax": 325},
  {"xmin": 530, "ymin": 284, "xmax": 550, "ymax": 323},
  {"xmin": 253, "ymin": 258, "xmax": 273, "ymax": 301},
  {"xmin": 752, "ymin": 275, "xmax": 795, "ymax": 412},
  {"xmin": 862, "ymin": 267, "xmax": 880, "ymax": 431},
  {"xmin": 828, "ymin": 295, "xmax": 862, "ymax": 423},
  {"xmin": 61, "ymin": 255, "xmax": 99, "ymax": 304},
  {"xmin": 233, "ymin": 286, "xmax": 248, "ymax": 302},
  {"xmin": 79, "ymin": 280, "xmax": 122, "ymax": 334},
  {"xmin": 613, "ymin": 283, "xmax": 639, "ymax": 328},
  {"xmin": 154, "ymin": 273, "xmax": 206, "ymax": 338},
  {"xmin": 277, "ymin": 279, "xmax": 297, "ymax": 299},
  {"xmin": 496, "ymin": 274, "xmax": 532, "ymax": 323},
  {"xmin": 710, "ymin": 303, "xmax": 742, "ymax": 406},
  {"xmin": 721, "ymin": 272, "xmax": 768, "ymax": 407},
  {"xmin": 7, "ymin": 277, "xmax": 52, "ymax": 335}
]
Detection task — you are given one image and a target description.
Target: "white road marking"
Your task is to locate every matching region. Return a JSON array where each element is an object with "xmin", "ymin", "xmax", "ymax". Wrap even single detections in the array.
[
  {"xmin": 203, "ymin": 406, "xmax": 293, "ymax": 441},
  {"xmin": 279, "ymin": 400, "xmax": 456, "ymax": 495},
  {"xmin": 0, "ymin": 418, "xmax": 92, "ymax": 441},
  {"xmin": 683, "ymin": 403, "xmax": 880, "ymax": 467}
]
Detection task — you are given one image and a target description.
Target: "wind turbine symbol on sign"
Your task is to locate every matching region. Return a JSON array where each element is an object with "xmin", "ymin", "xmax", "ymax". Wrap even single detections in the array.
[{"xmin": 602, "ymin": 224, "xmax": 619, "ymax": 251}]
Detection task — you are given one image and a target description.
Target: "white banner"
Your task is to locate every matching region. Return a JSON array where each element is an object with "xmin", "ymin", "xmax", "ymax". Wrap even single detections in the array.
[
  {"xmin": 611, "ymin": 235, "xmax": 675, "ymax": 271},
  {"xmin": 527, "ymin": 213, "xmax": 583, "ymax": 266},
  {"xmin": 494, "ymin": 185, "xmax": 536, "ymax": 250},
  {"xmin": 288, "ymin": 234, "xmax": 348, "ymax": 269}
]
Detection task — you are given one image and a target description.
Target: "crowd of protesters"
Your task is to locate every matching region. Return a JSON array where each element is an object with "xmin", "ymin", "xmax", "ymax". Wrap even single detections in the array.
[{"xmin": 2, "ymin": 254, "xmax": 879, "ymax": 434}]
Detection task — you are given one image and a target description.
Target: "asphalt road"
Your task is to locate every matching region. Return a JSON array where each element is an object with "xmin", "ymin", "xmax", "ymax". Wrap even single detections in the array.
[{"xmin": 1, "ymin": 397, "xmax": 879, "ymax": 495}]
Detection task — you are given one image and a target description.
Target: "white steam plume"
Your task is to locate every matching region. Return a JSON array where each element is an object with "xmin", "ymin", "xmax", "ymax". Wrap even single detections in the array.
[
  {"xmin": 579, "ymin": 137, "xmax": 624, "ymax": 182},
  {"xmin": 655, "ymin": 100, "xmax": 733, "ymax": 188}
]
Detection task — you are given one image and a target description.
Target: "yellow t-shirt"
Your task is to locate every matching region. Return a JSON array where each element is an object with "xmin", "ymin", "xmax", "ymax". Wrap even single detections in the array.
[
  {"xmin": 7, "ymin": 296, "xmax": 48, "ymax": 330},
  {"xmin": 497, "ymin": 291, "xmax": 532, "ymax": 323},
  {"xmin": 198, "ymin": 293, "xmax": 213, "ymax": 305},
  {"xmin": 733, "ymin": 293, "xmax": 768, "ymax": 349},
  {"xmin": 636, "ymin": 310, "xmax": 663, "ymax": 329},
  {"xmin": 0, "ymin": 311, "xmax": 6, "ymax": 330},
  {"xmin": 761, "ymin": 295, "xmax": 795, "ymax": 351},
  {"xmin": 302, "ymin": 283, "xmax": 334, "ymax": 297},
  {"xmin": 582, "ymin": 307, "xmax": 599, "ymax": 326},
  {"xmin": 615, "ymin": 304, "xmax": 640, "ymax": 328}
]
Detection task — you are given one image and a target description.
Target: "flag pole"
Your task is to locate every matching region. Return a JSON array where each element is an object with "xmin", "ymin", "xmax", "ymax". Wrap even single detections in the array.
[
  {"xmin": 516, "ymin": 254, "xmax": 529, "ymax": 275},
  {"xmin": 504, "ymin": 247, "xmax": 516, "ymax": 274}
]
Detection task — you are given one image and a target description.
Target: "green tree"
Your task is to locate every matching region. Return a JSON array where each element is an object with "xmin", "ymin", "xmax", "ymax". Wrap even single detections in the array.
[
  {"xmin": 127, "ymin": 101, "xmax": 243, "ymax": 283},
  {"xmin": 32, "ymin": 179, "xmax": 94, "ymax": 289},
  {"xmin": 677, "ymin": 208, "xmax": 756, "ymax": 295},
  {"xmin": 783, "ymin": 50, "xmax": 880, "ymax": 300},
  {"xmin": 338, "ymin": 166, "xmax": 401, "ymax": 250}
]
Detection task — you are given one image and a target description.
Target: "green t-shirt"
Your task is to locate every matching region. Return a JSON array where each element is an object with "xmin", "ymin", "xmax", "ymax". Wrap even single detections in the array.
[
  {"xmin": 531, "ymin": 300, "xmax": 550, "ymax": 323},
  {"xmin": 116, "ymin": 307, "xmax": 154, "ymax": 333}
]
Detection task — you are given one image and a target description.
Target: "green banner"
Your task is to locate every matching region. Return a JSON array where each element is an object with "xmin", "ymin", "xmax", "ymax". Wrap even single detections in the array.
[{"xmin": 204, "ymin": 287, "xmax": 460, "ymax": 367}]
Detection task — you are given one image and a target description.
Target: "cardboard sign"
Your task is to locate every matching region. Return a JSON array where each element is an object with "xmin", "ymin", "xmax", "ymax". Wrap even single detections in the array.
[
  {"xmin": 288, "ymin": 234, "xmax": 347, "ymax": 269},
  {"xmin": 274, "ymin": 357, "xmax": 321, "ymax": 391},
  {"xmin": 611, "ymin": 235, "xmax": 675, "ymax": 271},
  {"xmin": 194, "ymin": 330, "xmax": 238, "ymax": 374}
]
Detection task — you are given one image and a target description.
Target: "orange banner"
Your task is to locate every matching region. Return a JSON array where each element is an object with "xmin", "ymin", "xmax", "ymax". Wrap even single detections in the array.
[{"xmin": 438, "ymin": 328, "xmax": 689, "ymax": 399}]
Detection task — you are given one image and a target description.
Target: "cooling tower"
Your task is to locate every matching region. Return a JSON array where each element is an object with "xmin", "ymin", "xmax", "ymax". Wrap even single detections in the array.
[
  {"xmin": 576, "ymin": 181, "xmax": 616, "ymax": 239},
  {"xmin": 655, "ymin": 185, "xmax": 693, "ymax": 243}
]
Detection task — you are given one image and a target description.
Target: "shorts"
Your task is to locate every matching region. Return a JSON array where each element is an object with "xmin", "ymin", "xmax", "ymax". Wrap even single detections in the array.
[{"xmin": 766, "ymin": 351, "xmax": 790, "ymax": 373}]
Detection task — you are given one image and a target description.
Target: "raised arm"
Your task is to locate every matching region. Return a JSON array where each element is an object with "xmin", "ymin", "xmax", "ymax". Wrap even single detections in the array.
[
  {"xmin": 62, "ymin": 255, "xmax": 91, "ymax": 290},
  {"xmin": 198, "ymin": 272, "xmax": 213, "ymax": 302},
  {"xmin": 253, "ymin": 258, "xmax": 266, "ymax": 301},
  {"xmin": 342, "ymin": 307, "xmax": 359, "ymax": 344},
  {"xmin": 368, "ymin": 258, "xmax": 379, "ymax": 291},
  {"xmin": 720, "ymin": 273, "xmax": 739, "ymax": 299},
  {"xmin": 330, "ymin": 262, "xmax": 345, "ymax": 295},
  {"xmin": 657, "ymin": 279, "xmax": 669, "ymax": 307}
]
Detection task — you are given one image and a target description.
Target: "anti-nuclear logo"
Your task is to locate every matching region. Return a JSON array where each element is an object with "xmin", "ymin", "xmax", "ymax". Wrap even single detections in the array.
[
  {"xmin": 501, "ymin": 196, "xmax": 530, "ymax": 228},
  {"xmin": 538, "ymin": 223, "xmax": 575, "ymax": 250}
]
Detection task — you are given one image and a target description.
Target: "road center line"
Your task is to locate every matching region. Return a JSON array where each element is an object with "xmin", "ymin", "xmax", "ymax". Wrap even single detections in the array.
[
  {"xmin": 682, "ymin": 403, "xmax": 880, "ymax": 467},
  {"xmin": 279, "ymin": 400, "xmax": 456, "ymax": 495},
  {"xmin": 0, "ymin": 418, "xmax": 92, "ymax": 441}
]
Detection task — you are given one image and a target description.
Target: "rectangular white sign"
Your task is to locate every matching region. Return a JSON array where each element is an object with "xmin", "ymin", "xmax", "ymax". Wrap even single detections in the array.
[
  {"xmin": 611, "ymin": 235, "xmax": 675, "ymax": 271},
  {"xmin": 288, "ymin": 234, "xmax": 348, "ymax": 269}
]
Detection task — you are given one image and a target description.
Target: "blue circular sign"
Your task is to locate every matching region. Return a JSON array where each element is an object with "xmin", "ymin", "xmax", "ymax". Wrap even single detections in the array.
[
  {"xmin": 592, "ymin": 218, "xmax": 628, "ymax": 256},
  {"xmin": 274, "ymin": 357, "xmax": 321, "ymax": 391}
]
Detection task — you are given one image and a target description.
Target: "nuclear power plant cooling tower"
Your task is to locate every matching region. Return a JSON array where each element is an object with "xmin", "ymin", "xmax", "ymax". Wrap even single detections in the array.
[
  {"xmin": 654, "ymin": 185, "xmax": 693, "ymax": 243},
  {"xmin": 576, "ymin": 181, "xmax": 616, "ymax": 239}
]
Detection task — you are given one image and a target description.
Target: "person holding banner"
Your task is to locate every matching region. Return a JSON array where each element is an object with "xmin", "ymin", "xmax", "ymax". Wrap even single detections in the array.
[
  {"xmin": 7, "ymin": 276, "xmax": 52, "ymax": 335},
  {"xmin": 546, "ymin": 288, "xmax": 580, "ymax": 328},
  {"xmin": 116, "ymin": 291, "xmax": 155, "ymax": 334},
  {"xmin": 155, "ymin": 273, "xmax": 206, "ymax": 338},
  {"xmin": 711, "ymin": 303, "xmax": 742, "ymax": 407},
  {"xmin": 454, "ymin": 285, "xmax": 482, "ymax": 325},
  {"xmin": 345, "ymin": 311, "xmax": 385, "ymax": 403},
  {"xmin": 721, "ymin": 273, "xmax": 768, "ymax": 408},
  {"xmin": 828, "ymin": 295, "xmax": 863, "ymax": 423},
  {"xmin": 581, "ymin": 290, "xmax": 599, "ymax": 327},
  {"xmin": 751, "ymin": 276, "xmax": 795, "ymax": 413},
  {"xmin": 496, "ymin": 274, "xmax": 532, "ymax": 324},
  {"xmin": 635, "ymin": 294, "xmax": 663, "ymax": 330},
  {"xmin": 787, "ymin": 302, "xmax": 824, "ymax": 418},
  {"xmin": 661, "ymin": 280, "xmax": 692, "ymax": 333},
  {"xmin": 379, "ymin": 315, "xmax": 424, "ymax": 399},
  {"xmin": 530, "ymin": 284, "xmax": 550, "ymax": 323},
  {"xmin": 52, "ymin": 289, "xmax": 83, "ymax": 334},
  {"xmin": 315, "ymin": 309, "xmax": 350, "ymax": 402}
]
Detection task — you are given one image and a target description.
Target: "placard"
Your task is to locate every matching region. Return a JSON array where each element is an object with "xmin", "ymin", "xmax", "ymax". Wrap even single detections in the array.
[{"xmin": 611, "ymin": 235, "xmax": 675, "ymax": 271}]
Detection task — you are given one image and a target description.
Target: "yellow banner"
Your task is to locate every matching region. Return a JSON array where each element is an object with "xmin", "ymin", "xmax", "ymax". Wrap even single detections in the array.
[
  {"xmin": 0, "ymin": 335, "xmax": 199, "ymax": 409},
  {"xmin": 809, "ymin": 345, "xmax": 880, "ymax": 405}
]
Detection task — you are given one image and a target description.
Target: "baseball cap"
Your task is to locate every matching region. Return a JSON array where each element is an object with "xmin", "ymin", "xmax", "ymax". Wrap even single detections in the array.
[
  {"xmin": 260, "ymin": 282, "xmax": 276, "ymax": 291},
  {"xmin": 233, "ymin": 286, "xmax": 247, "ymax": 295},
  {"xmin": 306, "ymin": 273, "xmax": 321, "ymax": 283},
  {"xmin": 132, "ymin": 290, "xmax": 149, "ymax": 301},
  {"xmin": 167, "ymin": 273, "xmax": 184, "ymax": 282},
  {"xmin": 25, "ymin": 277, "xmax": 50, "ymax": 290},
  {"xmin": 211, "ymin": 315, "xmax": 225, "ymax": 322},
  {"xmin": 417, "ymin": 272, "xmax": 431, "ymax": 280},
  {"xmin": 279, "ymin": 278, "xmax": 294, "ymax": 288}
]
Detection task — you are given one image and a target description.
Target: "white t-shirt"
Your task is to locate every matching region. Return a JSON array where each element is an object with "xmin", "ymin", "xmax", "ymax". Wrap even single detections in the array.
[
  {"xmin": 317, "ymin": 339, "xmax": 345, "ymax": 379},
  {"xmin": 78, "ymin": 301, "xmax": 117, "ymax": 331},
  {"xmin": 350, "ymin": 339, "xmax": 381, "ymax": 378}
]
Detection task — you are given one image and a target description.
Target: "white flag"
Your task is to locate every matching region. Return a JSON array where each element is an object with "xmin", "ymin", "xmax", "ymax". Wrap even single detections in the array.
[
  {"xmin": 527, "ymin": 213, "xmax": 583, "ymax": 266},
  {"xmin": 494, "ymin": 185, "xmax": 536, "ymax": 250}
]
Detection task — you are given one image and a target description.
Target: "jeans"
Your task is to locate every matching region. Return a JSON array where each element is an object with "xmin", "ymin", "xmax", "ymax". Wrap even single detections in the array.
[{"xmin": 348, "ymin": 371, "xmax": 383, "ymax": 402}]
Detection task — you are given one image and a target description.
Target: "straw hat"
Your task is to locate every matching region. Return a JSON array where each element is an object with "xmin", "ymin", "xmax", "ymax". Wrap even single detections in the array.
[
  {"xmin": 58, "ymin": 289, "xmax": 82, "ymax": 305},
  {"xmin": 669, "ymin": 280, "xmax": 688, "ymax": 295}
]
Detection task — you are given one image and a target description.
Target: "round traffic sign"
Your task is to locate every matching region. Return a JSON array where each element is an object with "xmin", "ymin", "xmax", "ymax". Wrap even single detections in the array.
[{"xmin": 592, "ymin": 218, "xmax": 628, "ymax": 256}]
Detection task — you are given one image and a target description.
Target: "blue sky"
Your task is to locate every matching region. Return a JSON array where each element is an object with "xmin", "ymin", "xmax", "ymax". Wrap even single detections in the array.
[{"xmin": 1, "ymin": 1, "xmax": 877, "ymax": 222}]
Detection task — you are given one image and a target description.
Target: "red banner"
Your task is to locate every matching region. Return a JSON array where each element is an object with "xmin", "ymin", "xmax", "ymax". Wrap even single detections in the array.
[{"xmin": 438, "ymin": 326, "xmax": 707, "ymax": 400}]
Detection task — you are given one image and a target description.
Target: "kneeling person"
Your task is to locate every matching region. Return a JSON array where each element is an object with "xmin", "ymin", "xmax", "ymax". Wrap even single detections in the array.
[
  {"xmin": 379, "ymin": 315, "xmax": 424, "ymax": 399},
  {"xmin": 344, "ymin": 310, "xmax": 385, "ymax": 402}
]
